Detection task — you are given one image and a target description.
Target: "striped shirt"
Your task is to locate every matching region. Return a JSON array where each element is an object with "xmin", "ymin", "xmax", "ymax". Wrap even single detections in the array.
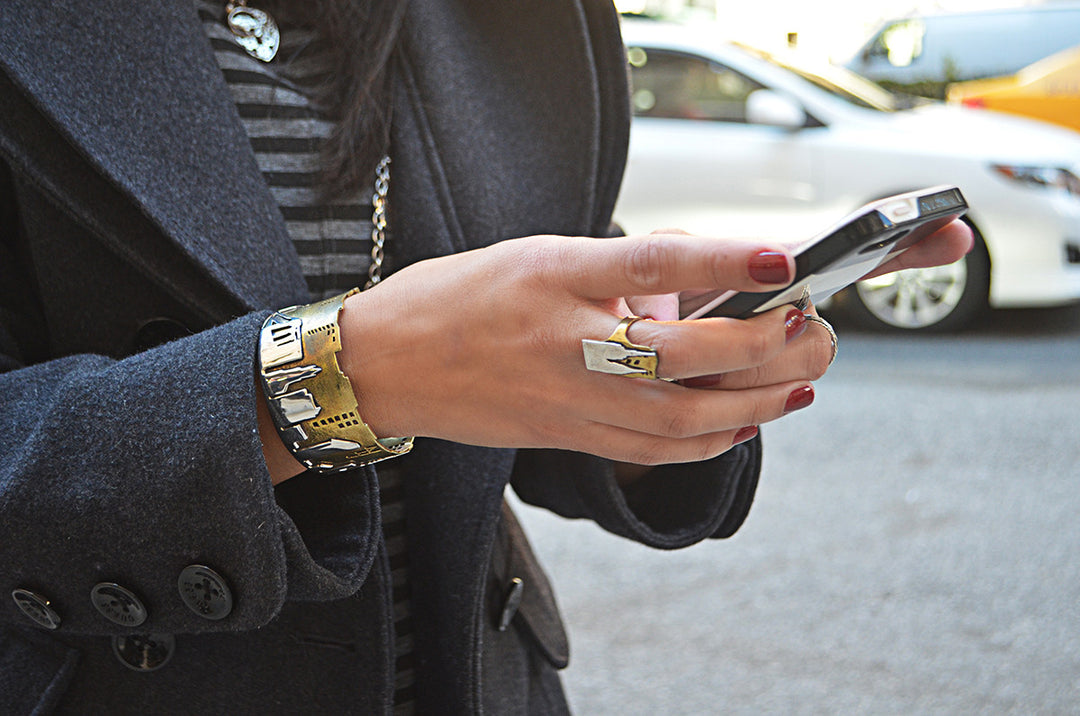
[
  {"xmin": 195, "ymin": 3, "xmax": 415, "ymax": 711},
  {"xmin": 196, "ymin": 0, "xmax": 382, "ymax": 300}
]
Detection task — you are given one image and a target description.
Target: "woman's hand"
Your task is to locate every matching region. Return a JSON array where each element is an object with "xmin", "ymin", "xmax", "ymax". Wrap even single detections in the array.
[
  {"xmin": 332, "ymin": 233, "xmax": 827, "ymax": 472},
  {"xmin": 261, "ymin": 220, "xmax": 969, "ymax": 484}
]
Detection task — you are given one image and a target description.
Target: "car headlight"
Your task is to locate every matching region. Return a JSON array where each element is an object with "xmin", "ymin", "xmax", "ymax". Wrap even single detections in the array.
[{"xmin": 991, "ymin": 165, "xmax": 1080, "ymax": 199}]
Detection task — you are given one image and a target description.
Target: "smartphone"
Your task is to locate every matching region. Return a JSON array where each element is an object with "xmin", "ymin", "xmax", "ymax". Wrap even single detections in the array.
[{"xmin": 680, "ymin": 185, "xmax": 968, "ymax": 320}]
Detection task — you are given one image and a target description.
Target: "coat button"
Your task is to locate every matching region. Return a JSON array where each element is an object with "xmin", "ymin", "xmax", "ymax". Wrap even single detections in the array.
[
  {"xmin": 112, "ymin": 633, "xmax": 175, "ymax": 672},
  {"xmin": 177, "ymin": 565, "xmax": 233, "ymax": 620},
  {"xmin": 11, "ymin": 588, "xmax": 61, "ymax": 630},
  {"xmin": 496, "ymin": 577, "xmax": 525, "ymax": 632},
  {"xmin": 91, "ymin": 583, "xmax": 148, "ymax": 628}
]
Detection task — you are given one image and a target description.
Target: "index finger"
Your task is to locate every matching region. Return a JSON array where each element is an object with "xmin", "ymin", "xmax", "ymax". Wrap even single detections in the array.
[{"xmin": 556, "ymin": 234, "xmax": 796, "ymax": 300}]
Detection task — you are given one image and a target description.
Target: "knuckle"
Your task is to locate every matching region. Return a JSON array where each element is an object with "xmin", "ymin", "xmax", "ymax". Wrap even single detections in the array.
[
  {"xmin": 659, "ymin": 403, "xmax": 700, "ymax": 439},
  {"xmin": 544, "ymin": 237, "xmax": 582, "ymax": 280},
  {"xmin": 741, "ymin": 363, "xmax": 770, "ymax": 390},
  {"xmin": 744, "ymin": 395, "xmax": 778, "ymax": 427},
  {"xmin": 533, "ymin": 420, "xmax": 565, "ymax": 447},
  {"xmin": 622, "ymin": 239, "xmax": 668, "ymax": 293},
  {"xmin": 627, "ymin": 438, "xmax": 670, "ymax": 467},
  {"xmin": 805, "ymin": 332, "xmax": 834, "ymax": 380},
  {"xmin": 692, "ymin": 437, "xmax": 724, "ymax": 464},
  {"xmin": 639, "ymin": 328, "xmax": 675, "ymax": 371},
  {"xmin": 627, "ymin": 433, "xmax": 733, "ymax": 466},
  {"xmin": 508, "ymin": 236, "xmax": 560, "ymax": 285},
  {"xmin": 705, "ymin": 244, "xmax": 743, "ymax": 290},
  {"xmin": 741, "ymin": 329, "xmax": 774, "ymax": 367}
]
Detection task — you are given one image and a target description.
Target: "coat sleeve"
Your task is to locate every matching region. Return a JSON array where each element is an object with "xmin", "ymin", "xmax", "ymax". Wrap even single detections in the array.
[
  {"xmin": 509, "ymin": 438, "xmax": 762, "ymax": 550},
  {"xmin": 0, "ymin": 244, "xmax": 380, "ymax": 638}
]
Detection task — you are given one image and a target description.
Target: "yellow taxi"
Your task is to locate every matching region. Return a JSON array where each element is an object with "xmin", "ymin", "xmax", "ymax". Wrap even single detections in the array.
[{"xmin": 947, "ymin": 45, "xmax": 1080, "ymax": 133}]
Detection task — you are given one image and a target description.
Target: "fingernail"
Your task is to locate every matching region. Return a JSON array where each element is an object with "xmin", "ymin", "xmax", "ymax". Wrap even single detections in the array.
[
  {"xmin": 784, "ymin": 385, "xmax": 815, "ymax": 415},
  {"xmin": 733, "ymin": 426, "xmax": 758, "ymax": 444},
  {"xmin": 785, "ymin": 309, "xmax": 807, "ymax": 343},
  {"xmin": 682, "ymin": 373, "xmax": 725, "ymax": 389},
  {"xmin": 748, "ymin": 250, "xmax": 791, "ymax": 285}
]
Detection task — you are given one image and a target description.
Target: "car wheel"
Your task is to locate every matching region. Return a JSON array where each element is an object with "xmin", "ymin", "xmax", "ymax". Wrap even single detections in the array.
[{"xmin": 836, "ymin": 230, "xmax": 990, "ymax": 332}]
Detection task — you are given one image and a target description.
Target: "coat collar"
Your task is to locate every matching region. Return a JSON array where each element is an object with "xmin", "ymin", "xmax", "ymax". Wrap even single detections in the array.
[
  {"xmin": 0, "ymin": 0, "xmax": 309, "ymax": 315},
  {"xmin": 0, "ymin": 0, "xmax": 628, "ymax": 319}
]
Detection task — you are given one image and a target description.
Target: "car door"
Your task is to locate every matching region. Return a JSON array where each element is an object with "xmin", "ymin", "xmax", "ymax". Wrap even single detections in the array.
[{"xmin": 615, "ymin": 45, "xmax": 818, "ymax": 239}]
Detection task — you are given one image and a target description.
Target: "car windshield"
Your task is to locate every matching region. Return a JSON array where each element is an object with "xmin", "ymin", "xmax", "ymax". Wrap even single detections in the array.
[{"xmin": 739, "ymin": 44, "xmax": 901, "ymax": 112}]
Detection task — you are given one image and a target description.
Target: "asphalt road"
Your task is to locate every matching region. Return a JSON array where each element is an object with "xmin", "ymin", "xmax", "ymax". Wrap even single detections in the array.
[{"xmin": 512, "ymin": 304, "xmax": 1080, "ymax": 715}]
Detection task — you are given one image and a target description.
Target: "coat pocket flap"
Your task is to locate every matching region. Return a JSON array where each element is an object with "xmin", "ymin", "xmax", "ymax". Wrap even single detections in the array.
[{"xmin": 491, "ymin": 503, "xmax": 570, "ymax": 669}]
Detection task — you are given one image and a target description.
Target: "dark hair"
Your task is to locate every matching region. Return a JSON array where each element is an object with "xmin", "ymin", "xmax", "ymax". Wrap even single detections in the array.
[{"xmin": 268, "ymin": 0, "xmax": 408, "ymax": 198}]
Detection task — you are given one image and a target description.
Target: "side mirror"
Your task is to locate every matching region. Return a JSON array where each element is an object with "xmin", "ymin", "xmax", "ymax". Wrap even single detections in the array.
[{"xmin": 745, "ymin": 90, "xmax": 807, "ymax": 129}]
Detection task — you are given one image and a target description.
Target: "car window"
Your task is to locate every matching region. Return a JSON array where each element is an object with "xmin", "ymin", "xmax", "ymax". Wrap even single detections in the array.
[
  {"xmin": 627, "ymin": 46, "xmax": 765, "ymax": 122},
  {"xmin": 869, "ymin": 19, "xmax": 926, "ymax": 68},
  {"xmin": 735, "ymin": 44, "xmax": 897, "ymax": 112},
  {"xmin": 779, "ymin": 62, "xmax": 895, "ymax": 111},
  {"xmin": 857, "ymin": 6, "xmax": 1080, "ymax": 82}
]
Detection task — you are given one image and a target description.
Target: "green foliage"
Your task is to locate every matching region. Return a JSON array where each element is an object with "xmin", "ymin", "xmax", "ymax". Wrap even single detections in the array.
[{"xmin": 876, "ymin": 78, "xmax": 948, "ymax": 100}]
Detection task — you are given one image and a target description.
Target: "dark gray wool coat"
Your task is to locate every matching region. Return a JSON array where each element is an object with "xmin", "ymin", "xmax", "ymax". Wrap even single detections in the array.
[{"xmin": 0, "ymin": 0, "xmax": 762, "ymax": 713}]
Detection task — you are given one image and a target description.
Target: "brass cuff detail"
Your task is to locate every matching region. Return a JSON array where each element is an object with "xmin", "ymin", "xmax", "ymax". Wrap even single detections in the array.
[{"xmin": 259, "ymin": 288, "xmax": 414, "ymax": 473}]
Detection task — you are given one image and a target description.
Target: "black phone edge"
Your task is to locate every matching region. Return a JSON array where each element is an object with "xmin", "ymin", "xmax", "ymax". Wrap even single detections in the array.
[{"xmin": 704, "ymin": 186, "xmax": 969, "ymax": 319}]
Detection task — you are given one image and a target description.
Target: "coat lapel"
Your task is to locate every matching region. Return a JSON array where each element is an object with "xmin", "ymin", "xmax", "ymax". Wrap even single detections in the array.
[
  {"xmin": 388, "ymin": 0, "xmax": 618, "ymax": 274},
  {"xmin": 0, "ymin": 0, "xmax": 309, "ymax": 315}
]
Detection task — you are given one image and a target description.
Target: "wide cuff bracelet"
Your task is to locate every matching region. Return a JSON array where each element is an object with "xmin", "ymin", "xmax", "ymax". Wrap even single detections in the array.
[{"xmin": 258, "ymin": 288, "xmax": 414, "ymax": 473}]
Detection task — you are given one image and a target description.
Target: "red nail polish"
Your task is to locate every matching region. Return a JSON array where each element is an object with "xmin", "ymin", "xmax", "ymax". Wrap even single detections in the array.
[
  {"xmin": 733, "ymin": 426, "xmax": 758, "ymax": 444},
  {"xmin": 682, "ymin": 374, "xmax": 725, "ymax": 389},
  {"xmin": 748, "ymin": 250, "xmax": 791, "ymax": 285},
  {"xmin": 784, "ymin": 385, "xmax": 815, "ymax": 415},
  {"xmin": 785, "ymin": 309, "xmax": 807, "ymax": 343}
]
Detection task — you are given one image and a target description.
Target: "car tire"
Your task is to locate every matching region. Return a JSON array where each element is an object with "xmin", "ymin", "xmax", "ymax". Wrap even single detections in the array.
[{"xmin": 833, "ymin": 225, "xmax": 990, "ymax": 333}]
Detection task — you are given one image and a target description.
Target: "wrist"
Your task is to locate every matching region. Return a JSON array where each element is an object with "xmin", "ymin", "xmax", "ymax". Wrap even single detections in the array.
[
  {"xmin": 337, "ymin": 281, "xmax": 428, "ymax": 440},
  {"xmin": 337, "ymin": 287, "xmax": 395, "ymax": 436}
]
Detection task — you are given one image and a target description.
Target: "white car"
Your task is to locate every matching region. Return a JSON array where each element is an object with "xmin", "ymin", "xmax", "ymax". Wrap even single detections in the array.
[{"xmin": 614, "ymin": 18, "xmax": 1080, "ymax": 331}]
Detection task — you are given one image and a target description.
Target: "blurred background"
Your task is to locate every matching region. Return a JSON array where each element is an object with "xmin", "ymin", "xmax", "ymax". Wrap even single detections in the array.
[
  {"xmin": 612, "ymin": 0, "xmax": 1054, "ymax": 60},
  {"xmin": 515, "ymin": 305, "xmax": 1080, "ymax": 713},
  {"xmin": 513, "ymin": 1, "xmax": 1080, "ymax": 712}
]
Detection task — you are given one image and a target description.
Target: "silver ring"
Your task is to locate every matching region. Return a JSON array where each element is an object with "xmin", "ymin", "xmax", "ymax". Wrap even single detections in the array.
[
  {"xmin": 805, "ymin": 315, "xmax": 838, "ymax": 365},
  {"xmin": 582, "ymin": 316, "xmax": 659, "ymax": 379}
]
